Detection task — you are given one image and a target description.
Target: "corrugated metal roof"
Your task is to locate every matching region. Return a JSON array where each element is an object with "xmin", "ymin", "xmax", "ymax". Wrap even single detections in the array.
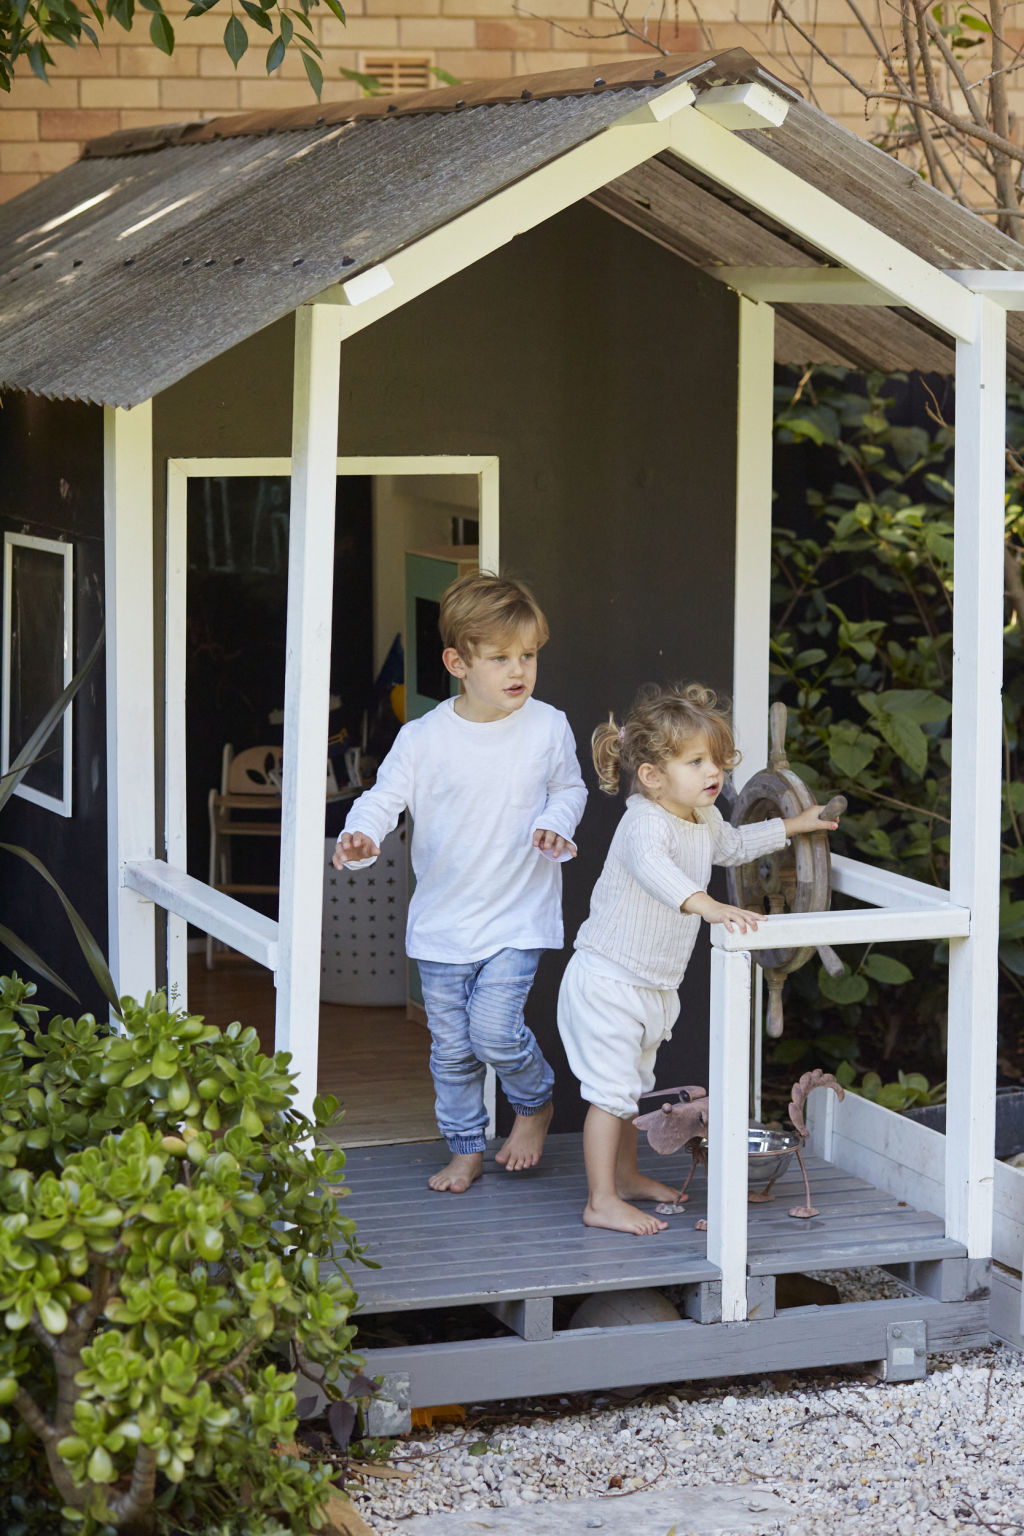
[{"xmin": 1, "ymin": 49, "xmax": 1022, "ymax": 405}]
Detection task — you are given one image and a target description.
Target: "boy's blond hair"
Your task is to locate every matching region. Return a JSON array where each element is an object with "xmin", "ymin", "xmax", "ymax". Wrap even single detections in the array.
[{"xmin": 439, "ymin": 572, "xmax": 550, "ymax": 660}]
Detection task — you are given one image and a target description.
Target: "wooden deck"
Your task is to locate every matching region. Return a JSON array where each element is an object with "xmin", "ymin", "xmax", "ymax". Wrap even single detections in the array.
[
  {"xmin": 334, "ymin": 1135, "xmax": 988, "ymax": 1417},
  {"xmin": 341, "ymin": 1133, "xmax": 965, "ymax": 1311}
]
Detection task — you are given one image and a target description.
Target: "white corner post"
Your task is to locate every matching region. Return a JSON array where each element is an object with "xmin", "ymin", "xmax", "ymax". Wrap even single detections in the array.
[
  {"xmin": 104, "ymin": 402, "xmax": 157, "ymax": 1005},
  {"xmin": 947, "ymin": 294, "xmax": 1006, "ymax": 1257},
  {"xmin": 732, "ymin": 295, "xmax": 775, "ymax": 786},
  {"xmin": 708, "ymin": 942, "xmax": 752, "ymax": 1320},
  {"xmin": 276, "ymin": 303, "xmax": 343, "ymax": 1115}
]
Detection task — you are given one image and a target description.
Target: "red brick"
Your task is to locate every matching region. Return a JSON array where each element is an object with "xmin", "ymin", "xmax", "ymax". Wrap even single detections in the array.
[
  {"xmin": 627, "ymin": 21, "xmax": 699, "ymax": 51},
  {"xmin": 476, "ymin": 18, "xmax": 552, "ymax": 50},
  {"xmin": 39, "ymin": 108, "xmax": 119, "ymax": 140}
]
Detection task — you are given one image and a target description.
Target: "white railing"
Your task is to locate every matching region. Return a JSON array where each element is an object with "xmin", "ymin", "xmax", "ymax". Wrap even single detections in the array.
[
  {"xmin": 124, "ymin": 859, "xmax": 279, "ymax": 971},
  {"xmin": 707, "ymin": 856, "xmax": 972, "ymax": 1320}
]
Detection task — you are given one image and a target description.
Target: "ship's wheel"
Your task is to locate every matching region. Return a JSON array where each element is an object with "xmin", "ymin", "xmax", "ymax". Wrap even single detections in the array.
[{"xmin": 726, "ymin": 703, "xmax": 846, "ymax": 1037}]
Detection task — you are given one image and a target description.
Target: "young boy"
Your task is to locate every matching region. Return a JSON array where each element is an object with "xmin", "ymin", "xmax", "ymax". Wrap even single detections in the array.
[{"xmin": 334, "ymin": 572, "xmax": 586, "ymax": 1194}]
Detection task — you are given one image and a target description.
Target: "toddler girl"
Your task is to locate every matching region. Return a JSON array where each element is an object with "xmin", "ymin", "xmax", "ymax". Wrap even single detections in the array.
[{"xmin": 557, "ymin": 683, "xmax": 839, "ymax": 1236}]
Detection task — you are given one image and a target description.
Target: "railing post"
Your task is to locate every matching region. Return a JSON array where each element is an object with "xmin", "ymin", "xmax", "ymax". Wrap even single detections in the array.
[
  {"xmin": 708, "ymin": 941, "xmax": 751, "ymax": 1321},
  {"xmin": 947, "ymin": 294, "xmax": 1005, "ymax": 1257},
  {"xmin": 104, "ymin": 401, "xmax": 156, "ymax": 1005},
  {"xmin": 276, "ymin": 303, "xmax": 343, "ymax": 1116}
]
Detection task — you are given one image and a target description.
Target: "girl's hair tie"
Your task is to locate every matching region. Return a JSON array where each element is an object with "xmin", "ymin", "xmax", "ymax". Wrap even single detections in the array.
[{"xmin": 617, "ymin": 726, "xmax": 625, "ymax": 742}]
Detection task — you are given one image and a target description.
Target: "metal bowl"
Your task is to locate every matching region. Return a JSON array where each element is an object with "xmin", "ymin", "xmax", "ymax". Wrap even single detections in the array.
[
  {"xmin": 747, "ymin": 1124, "xmax": 802, "ymax": 1190},
  {"xmin": 700, "ymin": 1124, "xmax": 802, "ymax": 1191}
]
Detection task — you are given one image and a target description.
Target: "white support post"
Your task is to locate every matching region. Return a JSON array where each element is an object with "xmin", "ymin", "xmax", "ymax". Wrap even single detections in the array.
[
  {"xmin": 946, "ymin": 294, "xmax": 1006, "ymax": 1257},
  {"xmin": 104, "ymin": 402, "xmax": 156, "ymax": 1005},
  {"xmin": 276, "ymin": 303, "xmax": 343, "ymax": 1116},
  {"xmin": 708, "ymin": 943, "xmax": 751, "ymax": 1321},
  {"xmin": 732, "ymin": 296, "xmax": 775, "ymax": 789},
  {"xmin": 165, "ymin": 459, "xmax": 189, "ymax": 1007}
]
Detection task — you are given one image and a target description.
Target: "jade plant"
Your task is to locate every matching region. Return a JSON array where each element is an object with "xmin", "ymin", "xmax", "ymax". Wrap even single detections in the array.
[{"xmin": 0, "ymin": 974, "xmax": 365, "ymax": 1535}]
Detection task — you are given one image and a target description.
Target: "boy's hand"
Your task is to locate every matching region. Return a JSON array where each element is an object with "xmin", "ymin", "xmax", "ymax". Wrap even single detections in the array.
[
  {"xmin": 682, "ymin": 891, "xmax": 762, "ymax": 933},
  {"xmin": 333, "ymin": 831, "xmax": 380, "ymax": 868},
  {"xmin": 533, "ymin": 828, "xmax": 575, "ymax": 859},
  {"xmin": 783, "ymin": 803, "xmax": 841, "ymax": 838}
]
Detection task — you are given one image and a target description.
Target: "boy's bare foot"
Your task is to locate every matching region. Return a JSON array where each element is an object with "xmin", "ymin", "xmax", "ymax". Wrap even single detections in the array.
[
  {"xmin": 428, "ymin": 1152, "xmax": 483, "ymax": 1193},
  {"xmin": 618, "ymin": 1172, "xmax": 686, "ymax": 1205},
  {"xmin": 495, "ymin": 1101, "xmax": 554, "ymax": 1171},
  {"xmin": 583, "ymin": 1194, "xmax": 668, "ymax": 1235}
]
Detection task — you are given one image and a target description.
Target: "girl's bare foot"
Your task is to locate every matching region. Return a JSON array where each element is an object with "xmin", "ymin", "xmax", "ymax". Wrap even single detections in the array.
[
  {"xmin": 428, "ymin": 1151, "xmax": 483, "ymax": 1192},
  {"xmin": 618, "ymin": 1172, "xmax": 686, "ymax": 1205},
  {"xmin": 495, "ymin": 1100, "xmax": 554, "ymax": 1171},
  {"xmin": 583, "ymin": 1194, "xmax": 668, "ymax": 1235}
]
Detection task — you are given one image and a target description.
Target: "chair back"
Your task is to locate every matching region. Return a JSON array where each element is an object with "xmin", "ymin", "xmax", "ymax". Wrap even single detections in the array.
[{"xmin": 222, "ymin": 744, "xmax": 283, "ymax": 795}]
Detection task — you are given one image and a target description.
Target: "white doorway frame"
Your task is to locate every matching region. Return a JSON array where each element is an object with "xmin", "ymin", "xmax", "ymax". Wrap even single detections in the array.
[{"xmin": 161, "ymin": 452, "xmax": 499, "ymax": 1049}]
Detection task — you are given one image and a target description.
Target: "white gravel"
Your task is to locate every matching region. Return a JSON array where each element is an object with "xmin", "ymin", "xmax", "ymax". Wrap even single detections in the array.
[{"xmin": 351, "ymin": 1269, "xmax": 1024, "ymax": 1536}]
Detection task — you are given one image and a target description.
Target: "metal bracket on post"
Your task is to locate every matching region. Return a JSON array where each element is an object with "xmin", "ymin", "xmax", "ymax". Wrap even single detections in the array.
[
  {"xmin": 364, "ymin": 1372, "xmax": 412, "ymax": 1437},
  {"xmin": 873, "ymin": 1320, "xmax": 927, "ymax": 1382}
]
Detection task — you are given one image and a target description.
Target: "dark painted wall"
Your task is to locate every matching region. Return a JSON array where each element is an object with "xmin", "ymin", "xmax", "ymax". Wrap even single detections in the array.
[
  {"xmin": 158, "ymin": 201, "xmax": 741, "ymax": 1129},
  {"xmin": 0, "ymin": 395, "xmax": 108, "ymax": 1018}
]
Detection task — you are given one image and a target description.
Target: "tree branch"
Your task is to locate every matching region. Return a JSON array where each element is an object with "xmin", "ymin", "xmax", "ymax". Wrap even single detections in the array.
[{"xmin": 106, "ymin": 1444, "xmax": 159, "ymax": 1525}]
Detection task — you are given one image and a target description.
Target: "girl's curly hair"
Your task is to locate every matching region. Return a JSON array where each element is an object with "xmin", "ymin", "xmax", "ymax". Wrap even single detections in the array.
[{"xmin": 591, "ymin": 682, "xmax": 740, "ymax": 797}]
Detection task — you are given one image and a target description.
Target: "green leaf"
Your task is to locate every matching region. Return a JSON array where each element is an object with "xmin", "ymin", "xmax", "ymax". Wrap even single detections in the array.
[
  {"xmin": 860, "ymin": 953, "xmax": 913, "ymax": 985},
  {"xmin": 468, "ymin": 1441, "xmax": 489, "ymax": 1456},
  {"xmin": 223, "ymin": 12, "xmax": 248, "ymax": 61},
  {"xmin": 818, "ymin": 967, "xmax": 869, "ymax": 1005},
  {"xmin": 771, "ymin": 1037, "xmax": 811, "ymax": 1064},
  {"xmin": 961, "ymin": 11, "xmax": 991, "ymax": 28},
  {"xmin": 430, "ymin": 66, "xmax": 460, "ymax": 85},
  {"xmin": 301, "ymin": 47, "xmax": 323, "ymax": 96},
  {"xmin": 874, "ymin": 688, "xmax": 951, "ymax": 724},
  {"xmin": 322, "ymin": 0, "xmax": 345, "ymax": 21},
  {"xmin": 279, "ymin": 11, "xmax": 291, "ymax": 42},
  {"xmin": 338, "ymin": 65, "xmax": 381, "ymax": 94},
  {"xmin": 266, "ymin": 33, "xmax": 285, "ymax": 70},
  {"xmin": 0, "ymin": 842, "xmax": 119, "ymax": 1013},
  {"xmin": 241, "ymin": 0, "xmax": 273, "ymax": 26},
  {"xmin": 150, "ymin": 10, "xmax": 174, "ymax": 51},
  {"xmin": 0, "ymin": 922, "xmax": 79, "ymax": 1000},
  {"xmin": 999, "ymin": 941, "xmax": 1024, "ymax": 978},
  {"xmin": 872, "ymin": 708, "xmax": 929, "ymax": 776},
  {"xmin": 184, "ymin": 0, "xmax": 219, "ymax": 14}
]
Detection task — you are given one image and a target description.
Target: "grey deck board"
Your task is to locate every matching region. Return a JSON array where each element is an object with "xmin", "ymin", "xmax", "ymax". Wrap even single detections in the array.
[{"xmin": 339, "ymin": 1134, "xmax": 963, "ymax": 1313}]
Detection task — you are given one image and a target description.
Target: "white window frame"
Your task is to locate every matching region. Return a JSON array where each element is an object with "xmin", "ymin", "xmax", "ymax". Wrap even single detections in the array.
[{"xmin": 2, "ymin": 531, "xmax": 74, "ymax": 817}]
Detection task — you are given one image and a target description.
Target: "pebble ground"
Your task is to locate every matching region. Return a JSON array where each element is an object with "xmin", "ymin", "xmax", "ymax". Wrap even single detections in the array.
[{"xmin": 352, "ymin": 1269, "xmax": 1024, "ymax": 1536}]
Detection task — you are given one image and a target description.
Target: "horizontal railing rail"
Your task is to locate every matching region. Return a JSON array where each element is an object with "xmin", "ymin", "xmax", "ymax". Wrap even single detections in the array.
[{"xmin": 124, "ymin": 859, "xmax": 278, "ymax": 970}]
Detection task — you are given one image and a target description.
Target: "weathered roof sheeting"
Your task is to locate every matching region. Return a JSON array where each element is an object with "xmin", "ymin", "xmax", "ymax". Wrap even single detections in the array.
[
  {"xmin": 0, "ymin": 84, "xmax": 690, "ymax": 407},
  {"xmin": 1, "ymin": 49, "xmax": 1023, "ymax": 405}
]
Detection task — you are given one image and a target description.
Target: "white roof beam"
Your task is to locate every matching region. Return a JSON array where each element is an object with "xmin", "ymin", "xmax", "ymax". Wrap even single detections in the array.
[
  {"xmin": 947, "ymin": 269, "xmax": 1024, "ymax": 309},
  {"xmin": 695, "ymin": 81, "xmax": 790, "ymax": 131},
  {"xmin": 706, "ymin": 266, "xmax": 898, "ymax": 305},
  {"xmin": 310, "ymin": 91, "xmax": 690, "ymax": 338},
  {"xmin": 668, "ymin": 107, "xmax": 976, "ymax": 342}
]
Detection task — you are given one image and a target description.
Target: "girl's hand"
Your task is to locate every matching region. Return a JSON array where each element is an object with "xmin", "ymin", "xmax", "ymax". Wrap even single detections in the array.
[
  {"xmin": 682, "ymin": 891, "xmax": 762, "ymax": 933},
  {"xmin": 784, "ymin": 804, "xmax": 841, "ymax": 837},
  {"xmin": 333, "ymin": 830, "xmax": 380, "ymax": 868},
  {"xmin": 534, "ymin": 828, "xmax": 575, "ymax": 859}
]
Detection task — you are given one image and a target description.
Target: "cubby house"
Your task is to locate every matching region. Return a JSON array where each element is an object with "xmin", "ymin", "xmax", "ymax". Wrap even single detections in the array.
[{"xmin": 1, "ymin": 49, "xmax": 1020, "ymax": 1416}]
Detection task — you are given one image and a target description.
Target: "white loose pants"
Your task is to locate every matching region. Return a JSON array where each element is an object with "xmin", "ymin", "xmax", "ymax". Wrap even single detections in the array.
[{"xmin": 557, "ymin": 950, "xmax": 680, "ymax": 1118}]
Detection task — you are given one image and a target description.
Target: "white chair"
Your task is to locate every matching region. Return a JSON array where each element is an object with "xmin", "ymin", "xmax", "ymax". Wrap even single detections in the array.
[{"xmin": 206, "ymin": 744, "xmax": 282, "ymax": 967}]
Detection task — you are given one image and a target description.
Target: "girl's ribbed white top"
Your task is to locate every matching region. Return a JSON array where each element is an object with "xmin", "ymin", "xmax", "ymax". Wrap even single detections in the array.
[{"xmin": 574, "ymin": 795, "xmax": 787, "ymax": 989}]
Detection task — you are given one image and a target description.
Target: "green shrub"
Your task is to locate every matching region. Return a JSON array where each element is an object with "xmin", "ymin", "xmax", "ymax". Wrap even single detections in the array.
[
  {"xmin": 769, "ymin": 368, "xmax": 1024, "ymax": 1065},
  {"xmin": 0, "ymin": 973, "xmax": 364, "ymax": 1535}
]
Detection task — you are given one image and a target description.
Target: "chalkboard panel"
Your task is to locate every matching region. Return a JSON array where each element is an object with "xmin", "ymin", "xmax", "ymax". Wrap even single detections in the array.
[{"xmin": 2, "ymin": 533, "xmax": 73, "ymax": 816}]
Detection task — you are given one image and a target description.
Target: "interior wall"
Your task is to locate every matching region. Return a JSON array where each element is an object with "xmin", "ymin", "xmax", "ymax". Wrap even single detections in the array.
[
  {"xmin": 157, "ymin": 199, "xmax": 742, "ymax": 1131},
  {"xmin": 0, "ymin": 394, "xmax": 108, "ymax": 1017},
  {"xmin": 372, "ymin": 476, "xmax": 470, "ymax": 676}
]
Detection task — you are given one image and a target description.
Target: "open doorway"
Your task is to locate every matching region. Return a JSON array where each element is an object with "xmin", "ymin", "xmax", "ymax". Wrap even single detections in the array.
[{"xmin": 166, "ymin": 456, "xmax": 498, "ymax": 1146}]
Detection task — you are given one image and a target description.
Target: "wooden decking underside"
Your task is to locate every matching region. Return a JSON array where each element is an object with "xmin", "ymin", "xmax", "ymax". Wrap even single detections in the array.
[{"xmin": 341, "ymin": 1133, "xmax": 965, "ymax": 1313}]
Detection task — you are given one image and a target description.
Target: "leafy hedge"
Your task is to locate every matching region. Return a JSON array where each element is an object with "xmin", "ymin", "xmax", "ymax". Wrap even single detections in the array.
[
  {"xmin": 0, "ymin": 976, "xmax": 364, "ymax": 1535},
  {"xmin": 768, "ymin": 368, "xmax": 1024, "ymax": 1073}
]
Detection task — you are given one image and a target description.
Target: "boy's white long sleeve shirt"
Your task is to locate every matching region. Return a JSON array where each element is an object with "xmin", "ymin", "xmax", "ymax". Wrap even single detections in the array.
[
  {"xmin": 341, "ymin": 696, "xmax": 587, "ymax": 964},
  {"xmin": 574, "ymin": 794, "xmax": 787, "ymax": 989}
]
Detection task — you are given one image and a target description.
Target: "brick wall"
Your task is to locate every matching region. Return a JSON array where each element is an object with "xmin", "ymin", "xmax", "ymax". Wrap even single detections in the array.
[{"xmin": 0, "ymin": 0, "xmax": 1014, "ymax": 203}]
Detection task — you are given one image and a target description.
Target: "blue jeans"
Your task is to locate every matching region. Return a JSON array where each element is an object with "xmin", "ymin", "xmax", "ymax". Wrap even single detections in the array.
[{"xmin": 417, "ymin": 947, "xmax": 555, "ymax": 1155}]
